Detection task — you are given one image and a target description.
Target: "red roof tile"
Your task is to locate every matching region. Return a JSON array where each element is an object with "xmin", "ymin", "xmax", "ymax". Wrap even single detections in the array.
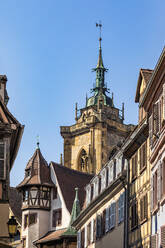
[
  {"xmin": 17, "ymin": 148, "xmax": 54, "ymax": 188},
  {"xmin": 34, "ymin": 228, "xmax": 67, "ymax": 244}
]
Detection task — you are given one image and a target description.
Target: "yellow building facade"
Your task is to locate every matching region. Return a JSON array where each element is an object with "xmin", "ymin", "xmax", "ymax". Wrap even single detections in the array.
[{"xmin": 124, "ymin": 69, "xmax": 153, "ymax": 247}]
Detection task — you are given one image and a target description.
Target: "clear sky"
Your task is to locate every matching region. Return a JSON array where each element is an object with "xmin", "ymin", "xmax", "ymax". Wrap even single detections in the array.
[{"xmin": 0, "ymin": 0, "xmax": 164, "ymax": 186}]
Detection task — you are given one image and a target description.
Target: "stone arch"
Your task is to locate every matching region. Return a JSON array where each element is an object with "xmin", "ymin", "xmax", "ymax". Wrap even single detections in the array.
[{"xmin": 77, "ymin": 148, "xmax": 89, "ymax": 173}]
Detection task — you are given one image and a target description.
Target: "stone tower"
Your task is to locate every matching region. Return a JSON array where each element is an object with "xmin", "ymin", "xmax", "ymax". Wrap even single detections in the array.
[
  {"xmin": 17, "ymin": 143, "xmax": 54, "ymax": 248},
  {"xmin": 60, "ymin": 35, "xmax": 134, "ymax": 174}
]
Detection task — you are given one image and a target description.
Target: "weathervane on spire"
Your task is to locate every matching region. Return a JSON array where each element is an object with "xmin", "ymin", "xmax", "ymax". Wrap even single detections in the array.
[
  {"xmin": 36, "ymin": 135, "xmax": 40, "ymax": 149},
  {"xmin": 96, "ymin": 21, "xmax": 102, "ymax": 48}
]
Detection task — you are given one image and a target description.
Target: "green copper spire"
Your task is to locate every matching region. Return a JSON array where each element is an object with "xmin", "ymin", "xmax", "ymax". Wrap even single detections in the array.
[
  {"xmin": 86, "ymin": 23, "xmax": 113, "ymax": 108},
  {"xmin": 62, "ymin": 188, "xmax": 80, "ymax": 237}
]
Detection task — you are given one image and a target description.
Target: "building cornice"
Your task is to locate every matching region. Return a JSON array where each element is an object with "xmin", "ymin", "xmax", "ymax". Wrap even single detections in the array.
[{"xmin": 72, "ymin": 172, "xmax": 126, "ymax": 230}]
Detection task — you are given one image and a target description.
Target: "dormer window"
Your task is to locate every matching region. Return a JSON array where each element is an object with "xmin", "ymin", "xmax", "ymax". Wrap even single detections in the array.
[{"xmin": 25, "ymin": 169, "xmax": 31, "ymax": 177}]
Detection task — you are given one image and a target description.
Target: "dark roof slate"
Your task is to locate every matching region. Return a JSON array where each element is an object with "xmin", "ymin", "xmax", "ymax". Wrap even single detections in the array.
[
  {"xmin": 9, "ymin": 187, "xmax": 22, "ymax": 224},
  {"xmin": 51, "ymin": 162, "xmax": 93, "ymax": 213}
]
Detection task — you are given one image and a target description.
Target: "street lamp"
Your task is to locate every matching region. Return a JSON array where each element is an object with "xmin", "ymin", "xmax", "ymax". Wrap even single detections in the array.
[{"xmin": 7, "ymin": 216, "xmax": 18, "ymax": 238}]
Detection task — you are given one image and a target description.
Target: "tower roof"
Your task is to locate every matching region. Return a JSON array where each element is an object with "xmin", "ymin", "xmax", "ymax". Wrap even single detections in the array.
[{"xmin": 17, "ymin": 146, "xmax": 53, "ymax": 188}]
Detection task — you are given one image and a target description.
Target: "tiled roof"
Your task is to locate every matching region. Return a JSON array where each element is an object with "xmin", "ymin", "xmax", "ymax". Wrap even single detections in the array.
[
  {"xmin": 17, "ymin": 148, "xmax": 54, "ymax": 188},
  {"xmin": 140, "ymin": 69, "xmax": 153, "ymax": 84},
  {"xmin": 51, "ymin": 162, "xmax": 93, "ymax": 213},
  {"xmin": 135, "ymin": 68, "xmax": 153, "ymax": 103},
  {"xmin": 9, "ymin": 187, "xmax": 22, "ymax": 224},
  {"xmin": 34, "ymin": 228, "xmax": 67, "ymax": 244}
]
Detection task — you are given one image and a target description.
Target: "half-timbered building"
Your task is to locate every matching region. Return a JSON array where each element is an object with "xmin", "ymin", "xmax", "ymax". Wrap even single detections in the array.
[
  {"xmin": 0, "ymin": 75, "xmax": 24, "ymax": 247},
  {"xmin": 17, "ymin": 146, "xmax": 92, "ymax": 248}
]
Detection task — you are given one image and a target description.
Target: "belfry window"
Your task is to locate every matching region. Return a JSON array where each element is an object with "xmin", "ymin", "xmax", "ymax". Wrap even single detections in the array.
[{"xmin": 78, "ymin": 149, "xmax": 89, "ymax": 172}]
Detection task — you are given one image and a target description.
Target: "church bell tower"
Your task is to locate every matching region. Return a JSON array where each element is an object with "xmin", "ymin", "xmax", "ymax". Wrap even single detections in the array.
[{"xmin": 60, "ymin": 24, "xmax": 134, "ymax": 174}]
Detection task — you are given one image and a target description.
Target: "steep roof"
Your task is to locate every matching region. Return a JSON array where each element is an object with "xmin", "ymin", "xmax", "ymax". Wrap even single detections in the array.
[
  {"xmin": 51, "ymin": 162, "xmax": 93, "ymax": 213},
  {"xmin": 17, "ymin": 147, "xmax": 54, "ymax": 188},
  {"xmin": 34, "ymin": 228, "xmax": 67, "ymax": 245},
  {"xmin": 135, "ymin": 68, "xmax": 153, "ymax": 103},
  {"xmin": 9, "ymin": 187, "xmax": 22, "ymax": 224},
  {"xmin": 0, "ymin": 85, "xmax": 24, "ymax": 170}
]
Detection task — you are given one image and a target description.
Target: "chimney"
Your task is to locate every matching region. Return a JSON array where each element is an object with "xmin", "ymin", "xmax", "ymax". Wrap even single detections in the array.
[{"xmin": 0, "ymin": 75, "xmax": 9, "ymax": 105}]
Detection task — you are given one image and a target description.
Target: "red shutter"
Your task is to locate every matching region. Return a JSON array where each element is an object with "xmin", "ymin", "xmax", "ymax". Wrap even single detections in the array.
[
  {"xmin": 151, "ymin": 234, "xmax": 157, "ymax": 248},
  {"xmin": 161, "ymin": 226, "xmax": 165, "ymax": 247}
]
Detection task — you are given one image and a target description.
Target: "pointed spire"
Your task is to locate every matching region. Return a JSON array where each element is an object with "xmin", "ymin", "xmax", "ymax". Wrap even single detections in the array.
[
  {"xmin": 69, "ymin": 187, "xmax": 80, "ymax": 225},
  {"xmin": 62, "ymin": 188, "xmax": 80, "ymax": 237},
  {"xmin": 96, "ymin": 22, "xmax": 104, "ymax": 69},
  {"xmin": 37, "ymin": 135, "xmax": 40, "ymax": 149}
]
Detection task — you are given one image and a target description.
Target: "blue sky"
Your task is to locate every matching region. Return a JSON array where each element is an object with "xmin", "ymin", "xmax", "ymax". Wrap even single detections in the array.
[{"xmin": 0, "ymin": 0, "xmax": 164, "ymax": 186}]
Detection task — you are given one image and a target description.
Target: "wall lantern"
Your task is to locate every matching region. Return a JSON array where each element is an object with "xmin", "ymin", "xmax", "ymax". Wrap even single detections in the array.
[{"xmin": 7, "ymin": 216, "xmax": 18, "ymax": 237}]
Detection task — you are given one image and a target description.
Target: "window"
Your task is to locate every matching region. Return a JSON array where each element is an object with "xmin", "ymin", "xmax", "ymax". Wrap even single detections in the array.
[
  {"xmin": 29, "ymin": 213, "xmax": 37, "ymax": 226},
  {"xmin": 79, "ymin": 149, "xmax": 89, "ymax": 173},
  {"xmin": 24, "ymin": 215, "xmax": 28, "ymax": 229},
  {"xmin": 90, "ymin": 184, "xmax": 93, "ymax": 201},
  {"xmin": 98, "ymin": 177, "xmax": 101, "ymax": 194},
  {"xmin": 139, "ymin": 142, "xmax": 147, "ymax": 172},
  {"xmin": 113, "ymin": 160, "xmax": 116, "ymax": 180},
  {"xmin": 140, "ymin": 194, "xmax": 148, "ymax": 222},
  {"xmin": 106, "ymin": 167, "xmax": 109, "ymax": 187},
  {"xmin": 132, "ymin": 154, "xmax": 137, "ymax": 181},
  {"xmin": 53, "ymin": 187, "xmax": 57, "ymax": 199},
  {"xmin": 52, "ymin": 209, "xmax": 62, "ymax": 227},
  {"xmin": 0, "ymin": 142, "xmax": 5, "ymax": 179},
  {"xmin": 131, "ymin": 202, "xmax": 138, "ymax": 230}
]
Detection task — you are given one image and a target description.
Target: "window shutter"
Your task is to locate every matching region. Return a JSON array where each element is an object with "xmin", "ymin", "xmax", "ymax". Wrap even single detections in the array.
[
  {"xmin": 163, "ymin": 83, "xmax": 165, "ymax": 122},
  {"xmin": 91, "ymin": 220, "xmax": 94, "ymax": 243},
  {"xmin": 99, "ymin": 215, "xmax": 102, "ymax": 237},
  {"xmin": 84, "ymin": 225, "xmax": 87, "ymax": 248},
  {"xmin": 144, "ymin": 194, "xmax": 148, "ymax": 220},
  {"xmin": 0, "ymin": 143, "xmax": 5, "ymax": 180},
  {"xmin": 93, "ymin": 219, "xmax": 96, "ymax": 242},
  {"xmin": 120, "ymin": 192, "xmax": 125, "ymax": 222},
  {"xmin": 158, "ymin": 162, "xmax": 161, "ymax": 202},
  {"xmin": 151, "ymin": 234, "xmax": 157, "ymax": 248},
  {"xmin": 77, "ymin": 231, "xmax": 81, "ymax": 248},
  {"xmin": 118, "ymin": 197, "xmax": 121, "ymax": 224},
  {"xmin": 96, "ymin": 216, "xmax": 98, "ymax": 239},
  {"xmin": 151, "ymin": 176, "xmax": 153, "ymax": 212},
  {"xmin": 111, "ymin": 202, "xmax": 116, "ymax": 229},
  {"xmin": 108, "ymin": 205, "xmax": 111, "ymax": 230},
  {"xmin": 105, "ymin": 207, "xmax": 109, "ymax": 232},
  {"xmin": 149, "ymin": 115, "xmax": 153, "ymax": 147},
  {"xmin": 161, "ymin": 226, "xmax": 165, "ymax": 247}
]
